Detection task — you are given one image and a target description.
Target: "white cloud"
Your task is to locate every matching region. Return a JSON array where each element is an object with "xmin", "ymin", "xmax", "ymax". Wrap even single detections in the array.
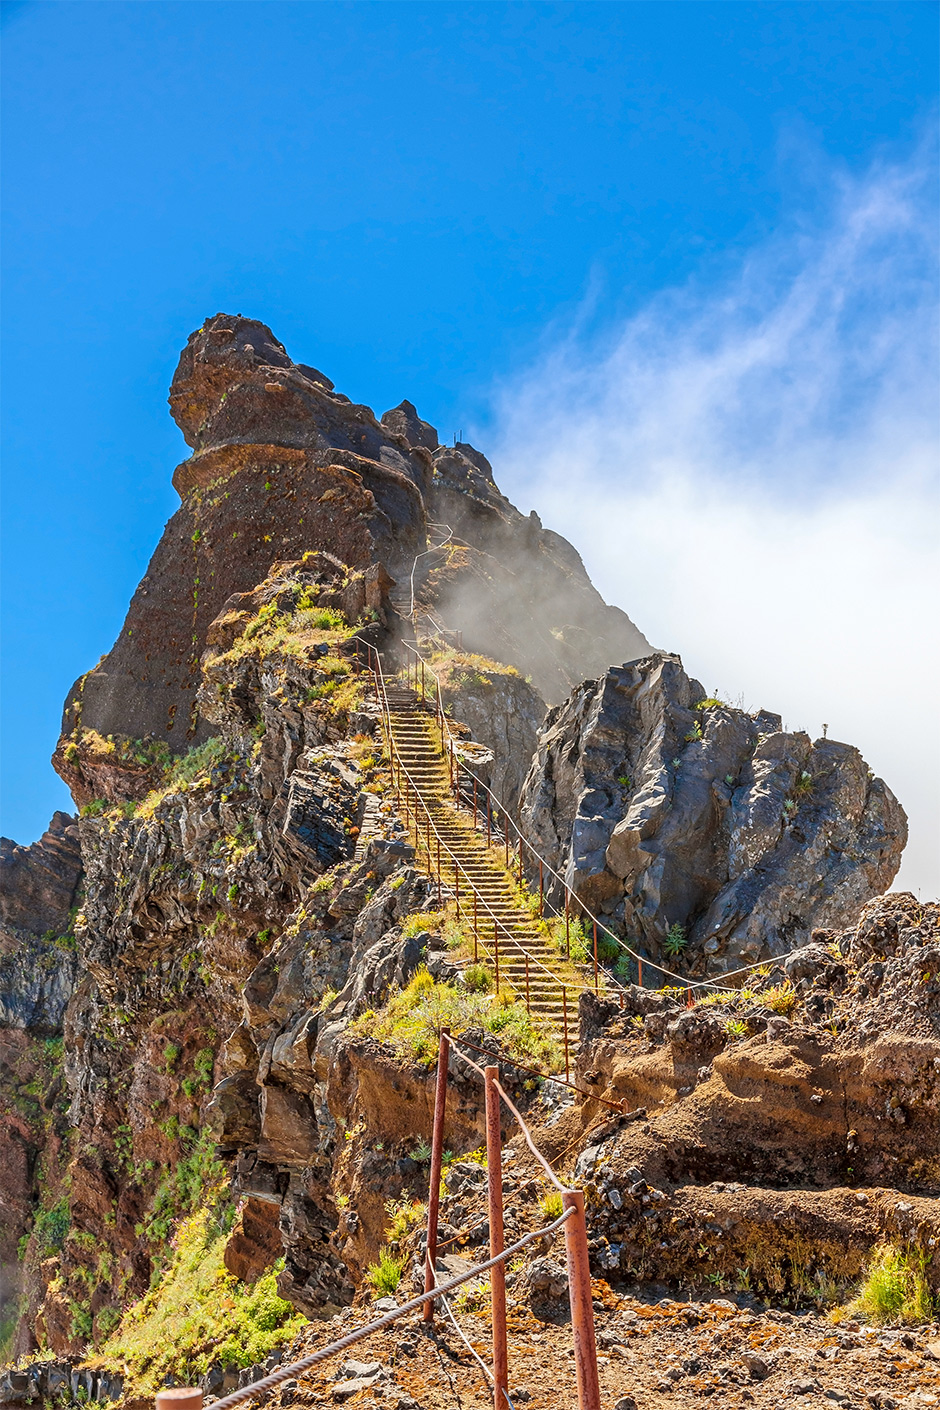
[{"xmin": 487, "ymin": 142, "xmax": 940, "ymax": 897}]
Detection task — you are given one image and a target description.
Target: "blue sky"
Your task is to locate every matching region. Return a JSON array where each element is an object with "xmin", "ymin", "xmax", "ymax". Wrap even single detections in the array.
[{"xmin": 2, "ymin": 2, "xmax": 937, "ymax": 887}]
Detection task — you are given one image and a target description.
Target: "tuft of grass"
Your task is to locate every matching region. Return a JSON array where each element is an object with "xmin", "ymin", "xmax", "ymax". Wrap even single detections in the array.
[
  {"xmin": 539, "ymin": 1191, "xmax": 564, "ymax": 1220},
  {"xmin": 366, "ymin": 1247, "xmax": 405, "ymax": 1296},
  {"xmin": 724, "ymin": 1018, "xmax": 748, "ymax": 1039},
  {"xmin": 763, "ymin": 981, "xmax": 797, "ymax": 1016},
  {"xmin": 401, "ymin": 911, "xmax": 444, "ymax": 940},
  {"xmin": 851, "ymin": 1245, "xmax": 935, "ymax": 1325}
]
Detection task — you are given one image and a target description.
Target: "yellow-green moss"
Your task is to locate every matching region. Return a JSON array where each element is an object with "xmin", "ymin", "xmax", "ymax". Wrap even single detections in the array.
[{"xmin": 97, "ymin": 1186, "xmax": 304, "ymax": 1396}]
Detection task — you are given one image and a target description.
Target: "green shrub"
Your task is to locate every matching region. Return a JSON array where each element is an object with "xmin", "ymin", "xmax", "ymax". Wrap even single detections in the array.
[
  {"xmin": 596, "ymin": 933, "xmax": 620, "ymax": 962},
  {"xmin": 852, "ymin": 1245, "xmax": 935, "ymax": 1324},
  {"xmin": 366, "ymin": 1247, "xmax": 405, "ymax": 1296}
]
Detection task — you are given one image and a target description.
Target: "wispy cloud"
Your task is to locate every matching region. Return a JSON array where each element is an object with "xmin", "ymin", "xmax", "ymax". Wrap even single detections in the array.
[{"xmin": 487, "ymin": 139, "xmax": 939, "ymax": 896}]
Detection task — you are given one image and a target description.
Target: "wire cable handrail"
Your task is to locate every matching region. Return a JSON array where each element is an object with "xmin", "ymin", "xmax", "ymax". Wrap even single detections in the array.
[
  {"xmin": 394, "ymin": 635, "xmax": 813, "ymax": 995},
  {"xmin": 369, "ymin": 646, "xmax": 597, "ymax": 1033}
]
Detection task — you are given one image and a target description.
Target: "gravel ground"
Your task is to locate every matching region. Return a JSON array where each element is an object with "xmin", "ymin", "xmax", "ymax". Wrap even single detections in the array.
[{"xmin": 253, "ymin": 1287, "xmax": 940, "ymax": 1410}]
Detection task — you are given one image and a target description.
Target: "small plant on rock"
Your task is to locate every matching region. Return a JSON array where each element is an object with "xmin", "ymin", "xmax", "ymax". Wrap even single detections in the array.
[
  {"xmin": 366, "ymin": 1247, "xmax": 406, "ymax": 1296},
  {"xmin": 401, "ymin": 911, "xmax": 443, "ymax": 940},
  {"xmin": 663, "ymin": 923, "xmax": 687, "ymax": 956},
  {"xmin": 763, "ymin": 981, "xmax": 797, "ymax": 1016}
]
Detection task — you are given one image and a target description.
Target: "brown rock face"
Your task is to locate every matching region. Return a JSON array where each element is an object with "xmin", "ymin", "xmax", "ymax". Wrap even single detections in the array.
[
  {"xmin": 56, "ymin": 314, "xmax": 430, "ymax": 760},
  {"xmin": 0, "ymin": 812, "xmax": 82, "ymax": 941},
  {"xmin": 53, "ymin": 312, "xmax": 650, "ymax": 790}
]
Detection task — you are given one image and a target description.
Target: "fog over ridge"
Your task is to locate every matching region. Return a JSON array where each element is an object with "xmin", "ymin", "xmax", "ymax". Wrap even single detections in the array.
[{"xmin": 483, "ymin": 139, "xmax": 939, "ymax": 897}]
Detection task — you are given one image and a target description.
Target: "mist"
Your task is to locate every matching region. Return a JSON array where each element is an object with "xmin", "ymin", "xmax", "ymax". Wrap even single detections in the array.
[{"xmin": 485, "ymin": 139, "xmax": 939, "ymax": 898}]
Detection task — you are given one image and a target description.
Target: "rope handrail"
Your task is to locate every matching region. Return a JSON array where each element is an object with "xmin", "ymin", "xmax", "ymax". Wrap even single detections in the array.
[
  {"xmin": 395, "ymin": 636, "xmax": 811, "ymax": 995},
  {"xmin": 203, "ymin": 1209, "xmax": 575, "ymax": 1410},
  {"xmin": 447, "ymin": 1032, "xmax": 626, "ymax": 1114}
]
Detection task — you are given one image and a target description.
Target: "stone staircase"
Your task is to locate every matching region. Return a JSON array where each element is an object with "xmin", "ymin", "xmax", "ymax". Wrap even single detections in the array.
[{"xmin": 382, "ymin": 684, "xmax": 578, "ymax": 1037}]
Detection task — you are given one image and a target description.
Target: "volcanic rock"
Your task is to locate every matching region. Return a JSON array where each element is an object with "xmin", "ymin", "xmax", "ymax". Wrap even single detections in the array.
[{"xmin": 520, "ymin": 653, "xmax": 907, "ymax": 970}]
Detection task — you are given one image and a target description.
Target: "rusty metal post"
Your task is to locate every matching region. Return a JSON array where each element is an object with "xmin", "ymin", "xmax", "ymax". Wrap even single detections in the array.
[
  {"xmin": 638, "ymin": 957, "xmax": 643, "ymax": 988},
  {"xmin": 423, "ymin": 1028, "xmax": 450, "ymax": 1323},
  {"xmin": 561, "ymin": 1189, "xmax": 602, "ymax": 1410},
  {"xmin": 484, "ymin": 1066, "xmax": 509, "ymax": 1410},
  {"xmin": 565, "ymin": 888, "xmax": 570, "ymax": 959},
  {"xmin": 156, "ymin": 1389, "xmax": 203, "ymax": 1410},
  {"xmin": 562, "ymin": 987, "xmax": 569, "ymax": 1081},
  {"xmin": 593, "ymin": 921, "xmax": 599, "ymax": 993}
]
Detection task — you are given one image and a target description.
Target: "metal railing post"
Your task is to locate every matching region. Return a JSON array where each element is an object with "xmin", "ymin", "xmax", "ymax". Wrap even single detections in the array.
[
  {"xmin": 561, "ymin": 1190, "xmax": 602, "ymax": 1410},
  {"xmin": 485, "ymin": 1066, "xmax": 509, "ymax": 1410},
  {"xmin": 155, "ymin": 1391, "xmax": 202, "ymax": 1410},
  {"xmin": 423, "ymin": 1029, "xmax": 450, "ymax": 1323},
  {"xmin": 593, "ymin": 920, "xmax": 599, "ymax": 993}
]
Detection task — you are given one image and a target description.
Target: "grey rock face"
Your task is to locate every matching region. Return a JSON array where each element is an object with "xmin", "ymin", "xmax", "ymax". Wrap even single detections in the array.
[{"xmin": 520, "ymin": 653, "xmax": 907, "ymax": 973}]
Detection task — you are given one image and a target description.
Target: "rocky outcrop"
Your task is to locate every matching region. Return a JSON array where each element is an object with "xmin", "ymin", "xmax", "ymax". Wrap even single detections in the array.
[
  {"xmin": 53, "ymin": 314, "xmax": 649, "ymax": 778},
  {"xmin": 520, "ymin": 654, "xmax": 907, "ymax": 973},
  {"xmin": 0, "ymin": 812, "xmax": 82, "ymax": 943},
  {"xmin": 569, "ymin": 892, "xmax": 940, "ymax": 1295},
  {"xmin": 436, "ymin": 655, "xmax": 546, "ymax": 812},
  {"xmin": 6, "ymin": 311, "xmax": 927, "ymax": 1386}
]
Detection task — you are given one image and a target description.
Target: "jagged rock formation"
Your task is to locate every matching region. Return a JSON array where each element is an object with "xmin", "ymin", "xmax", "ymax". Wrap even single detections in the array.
[
  {"xmin": 53, "ymin": 313, "xmax": 649, "ymax": 779},
  {"xmin": 520, "ymin": 654, "xmax": 907, "ymax": 973},
  {"xmin": 1, "ymin": 315, "xmax": 928, "ymax": 1390}
]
